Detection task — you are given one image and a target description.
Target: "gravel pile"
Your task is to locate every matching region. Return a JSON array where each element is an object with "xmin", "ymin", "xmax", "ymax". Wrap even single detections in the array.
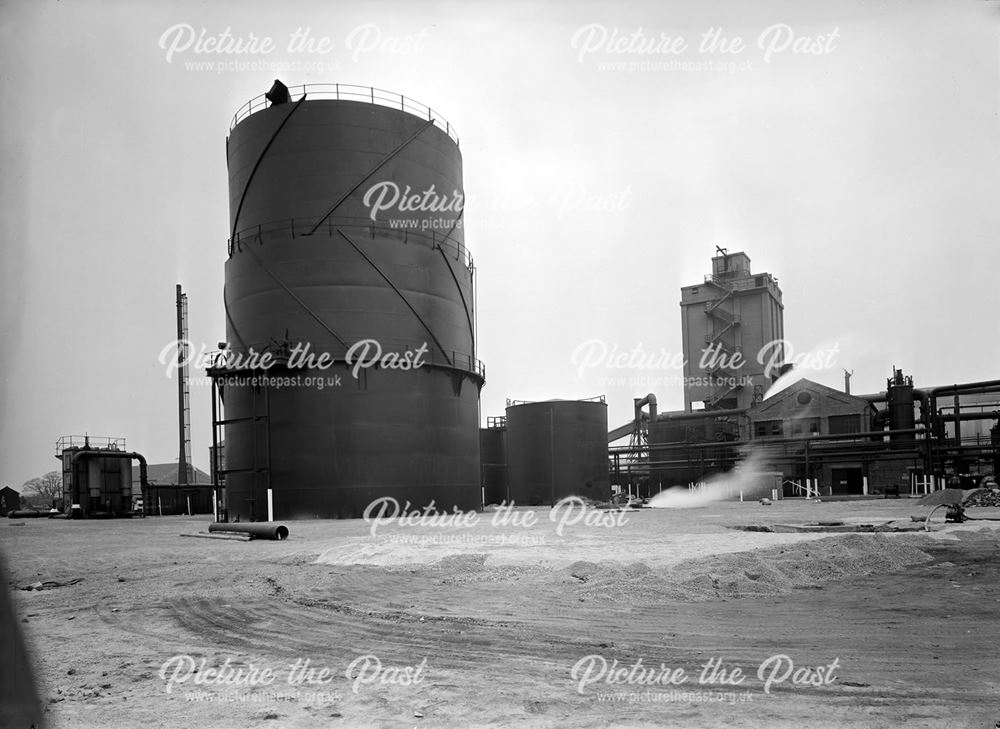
[
  {"xmin": 967, "ymin": 489, "xmax": 1000, "ymax": 507},
  {"xmin": 431, "ymin": 553, "xmax": 543, "ymax": 584},
  {"xmin": 559, "ymin": 534, "xmax": 932, "ymax": 603}
]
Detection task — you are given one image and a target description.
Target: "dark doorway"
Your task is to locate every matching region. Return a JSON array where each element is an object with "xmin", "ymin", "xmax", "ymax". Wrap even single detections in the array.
[{"xmin": 831, "ymin": 467, "xmax": 864, "ymax": 495}]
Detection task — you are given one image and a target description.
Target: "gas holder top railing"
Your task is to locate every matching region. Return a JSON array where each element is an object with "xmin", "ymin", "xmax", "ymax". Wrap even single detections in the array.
[{"xmin": 229, "ymin": 83, "xmax": 460, "ymax": 145}]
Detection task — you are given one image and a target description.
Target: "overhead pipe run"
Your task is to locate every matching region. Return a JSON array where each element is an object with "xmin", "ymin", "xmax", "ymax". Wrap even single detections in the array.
[
  {"xmin": 634, "ymin": 393, "xmax": 658, "ymax": 425},
  {"xmin": 616, "ymin": 367, "xmax": 1000, "ymax": 490},
  {"xmin": 937, "ymin": 411, "xmax": 1000, "ymax": 423},
  {"xmin": 70, "ymin": 449, "xmax": 148, "ymax": 491},
  {"xmin": 610, "ymin": 427, "xmax": 929, "ymax": 454},
  {"xmin": 656, "ymin": 408, "xmax": 747, "ymax": 421},
  {"xmin": 930, "ymin": 380, "xmax": 1000, "ymax": 398},
  {"xmin": 928, "ymin": 379, "xmax": 1000, "ymax": 441},
  {"xmin": 856, "ymin": 392, "xmax": 888, "ymax": 403},
  {"xmin": 609, "ymin": 394, "xmax": 660, "ymax": 443}
]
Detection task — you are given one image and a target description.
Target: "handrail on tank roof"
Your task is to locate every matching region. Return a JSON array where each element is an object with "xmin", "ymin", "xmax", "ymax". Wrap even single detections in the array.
[
  {"xmin": 506, "ymin": 395, "xmax": 607, "ymax": 407},
  {"xmin": 230, "ymin": 83, "xmax": 460, "ymax": 145},
  {"xmin": 55, "ymin": 435, "xmax": 127, "ymax": 456}
]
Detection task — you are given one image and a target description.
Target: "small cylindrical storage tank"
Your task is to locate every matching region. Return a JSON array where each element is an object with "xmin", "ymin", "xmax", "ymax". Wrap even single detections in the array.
[
  {"xmin": 887, "ymin": 368, "xmax": 915, "ymax": 442},
  {"xmin": 479, "ymin": 425, "xmax": 508, "ymax": 506},
  {"xmin": 60, "ymin": 448, "xmax": 130, "ymax": 516},
  {"xmin": 505, "ymin": 398, "xmax": 610, "ymax": 506},
  {"xmin": 218, "ymin": 84, "xmax": 483, "ymax": 520}
]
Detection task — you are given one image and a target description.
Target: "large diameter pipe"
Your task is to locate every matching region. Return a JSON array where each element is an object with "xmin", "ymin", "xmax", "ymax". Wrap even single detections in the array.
[
  {"xmin": 929, "ymin": 380, "xmax": 1000, "ymax": 398},
  {"xmin": 928, "ymin": 380, "xmax": 1000, "ymax": 442},
  {"xmin": 856, "ymin": 392, "xmax": 888, "ymax": 404},
  {"xmin": 634, "ymin": 393, "xmax": 658, "ymax": 424},
  {"xmin": 656, "ymin": 408, "xmax": 746, "ymax": 421},
  {"xmin": 209, "ymin": 522, "xmax": 289, "ymax": 540},
  {"xmin": 938, "ymin": 411, "xmax": 1000, "ymax": 423},
  {"xmin": 70, "ymin": 450, "xmax": 148, "ymax": 490},
  {"xmin": 929, "ymin": 381, "xmax": 1000, "ymax": 418}
]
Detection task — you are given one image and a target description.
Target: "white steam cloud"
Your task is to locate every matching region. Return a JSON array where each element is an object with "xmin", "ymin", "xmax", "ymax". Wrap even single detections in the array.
[{"xmin": 648, "ymin": 450, "xmax": 774, "ymax": 509}]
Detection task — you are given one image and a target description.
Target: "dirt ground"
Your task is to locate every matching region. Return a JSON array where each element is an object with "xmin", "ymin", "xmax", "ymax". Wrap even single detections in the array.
[{"xmin": 2, "ymin": 499, "xmax": 999, "ymax": 729}]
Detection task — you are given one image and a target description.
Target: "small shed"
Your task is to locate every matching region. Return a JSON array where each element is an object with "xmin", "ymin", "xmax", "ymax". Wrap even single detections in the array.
[
  {"xmin": 132, "ymin": 464, "xmax": 214, "ymax": 515},
  {"xmin": 0, "ymin": 487, "xmax": 21, "ymax": 514}
]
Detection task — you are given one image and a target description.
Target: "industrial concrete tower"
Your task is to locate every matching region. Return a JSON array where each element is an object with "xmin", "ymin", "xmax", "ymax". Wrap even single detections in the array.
[{"xmin": 679, "ymin": 249, "xmax": 784, "ymax": 411}]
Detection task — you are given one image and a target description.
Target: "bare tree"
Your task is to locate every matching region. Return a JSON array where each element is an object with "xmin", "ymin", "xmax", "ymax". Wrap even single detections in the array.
[{"xmin": 21, "ymin": 471, "xmax": 63, "ymax": 506}]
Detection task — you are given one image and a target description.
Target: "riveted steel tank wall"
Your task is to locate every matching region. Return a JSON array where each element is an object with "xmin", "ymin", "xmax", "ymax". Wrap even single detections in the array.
[
  {"xmin": 226, "ymin": 99, "xmax": 472, "ymax": 355},
  {"xmin": 222, "ymin": 97, "xmax": 481, "ymax": 520},
  {"xmin": 505, "ymin": 401, "xmax": 610, "ymax": 506}
]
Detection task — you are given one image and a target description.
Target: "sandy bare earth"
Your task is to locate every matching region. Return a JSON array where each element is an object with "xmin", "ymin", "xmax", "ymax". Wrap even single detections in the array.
[{"xmin": 2, "ymin": 499, "xmax": 999, "ymax": 729}]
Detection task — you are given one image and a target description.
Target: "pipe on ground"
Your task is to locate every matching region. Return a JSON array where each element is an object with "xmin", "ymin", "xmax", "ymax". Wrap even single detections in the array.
[{"xmin": 209, "ymin": 522, "xmax": 289, "ymax": 540}]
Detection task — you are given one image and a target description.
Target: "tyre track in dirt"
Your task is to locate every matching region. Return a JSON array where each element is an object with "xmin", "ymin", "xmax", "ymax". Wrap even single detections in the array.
[{"xmin": 25, "ymin": 517, "xmax": 999, "ymax": 728}]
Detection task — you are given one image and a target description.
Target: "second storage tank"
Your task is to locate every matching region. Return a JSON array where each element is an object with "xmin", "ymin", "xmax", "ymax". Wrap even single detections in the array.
[
  {"xmin": 505, "ymin": 398, "xmax": 610, "ymax": 506},
  {"xmin": 479, "ymin": 419, "xmax": 508, "ymax": 506}
]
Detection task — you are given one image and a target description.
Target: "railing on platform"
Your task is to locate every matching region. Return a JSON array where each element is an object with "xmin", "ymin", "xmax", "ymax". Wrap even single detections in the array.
[
  {"xmin": 55, "ymin": 435, "xmax": 126, "ymax": 456},
  {"xmin": 230, "ymin": 83, "xmax": 460, "ymax": 145}
]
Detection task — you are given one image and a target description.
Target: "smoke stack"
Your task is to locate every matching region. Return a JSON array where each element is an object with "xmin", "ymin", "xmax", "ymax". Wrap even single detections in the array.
[{"xmin": 176, "ymin": 284, "xmax": 190, "ymax": 488}]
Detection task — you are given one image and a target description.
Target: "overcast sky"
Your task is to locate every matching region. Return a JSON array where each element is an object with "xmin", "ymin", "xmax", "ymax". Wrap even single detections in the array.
[{"xmin": 2, "ymin": 0, "xmax": 998, "ymax": 489}]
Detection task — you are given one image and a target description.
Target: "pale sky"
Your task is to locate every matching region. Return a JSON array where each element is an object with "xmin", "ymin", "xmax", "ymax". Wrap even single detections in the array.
[{"xmin": 2, "ymin": 0, "xmax": 999, "ymax": 489}]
